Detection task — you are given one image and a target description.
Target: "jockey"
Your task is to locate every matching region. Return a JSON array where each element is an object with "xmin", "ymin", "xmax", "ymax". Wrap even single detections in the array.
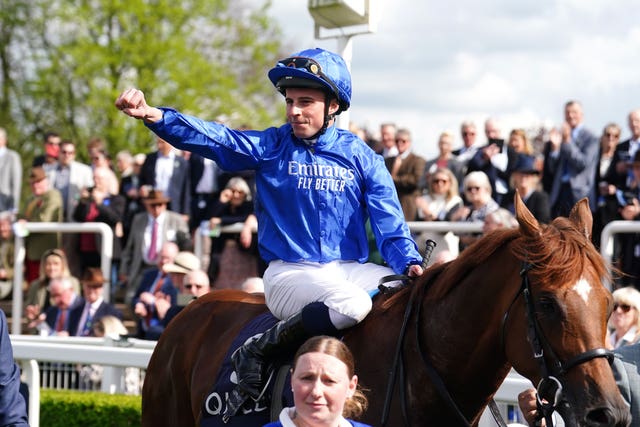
[{"xmin": 115, "ymin": 47, "xmax": 424, "ymax": 418}]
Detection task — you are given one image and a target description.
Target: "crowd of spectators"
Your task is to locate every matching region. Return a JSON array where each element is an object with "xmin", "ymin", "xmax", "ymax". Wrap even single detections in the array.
[
  {"xmin": 357, "ymin": 103, "xmax": 640, "ymax": 290},
  {"xmin": 1, "ymin": 100, "xmax": 639, "ymax": 342},
  {"xmin": 0, "ymin": 125, "xmax": 264, "ymax": 341}
]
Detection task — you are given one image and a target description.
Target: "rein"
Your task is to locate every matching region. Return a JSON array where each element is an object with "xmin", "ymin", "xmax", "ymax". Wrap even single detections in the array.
[
  {"xmin": 379, "ymin": 240, "xmax": 477, "ymax": 426},
  {"xmin": 379, "ymin": 240, "xmax": 436, "ymax": 427}
]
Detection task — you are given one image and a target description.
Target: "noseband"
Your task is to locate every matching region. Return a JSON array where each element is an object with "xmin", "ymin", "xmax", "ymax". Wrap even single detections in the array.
[{"xmin": 502, "ymin": 262, "xmax": 614, "ymax": 426}]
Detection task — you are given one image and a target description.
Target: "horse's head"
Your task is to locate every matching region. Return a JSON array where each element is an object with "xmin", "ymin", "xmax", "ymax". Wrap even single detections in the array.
[{"xmin": 503, "ymin": 194, "xmax": 630, "ymax": 426}]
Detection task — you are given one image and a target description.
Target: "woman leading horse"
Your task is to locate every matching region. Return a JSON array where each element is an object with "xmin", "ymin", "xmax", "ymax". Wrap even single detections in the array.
[{"xmin": 142, "ymin": 195, "xmax": 630, "ymax": 426}]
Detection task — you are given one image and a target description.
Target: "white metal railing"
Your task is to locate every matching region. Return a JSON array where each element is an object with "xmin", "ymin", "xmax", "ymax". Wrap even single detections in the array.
[
  {"xmin": 600, "ymin": 220, "xmax": 640, "ymax": 267},
  {"xmin": 10, "ymin": 335, "xmax": 154, "ymax": 427},
  {"xmin": 193, "ymin": 221, "xmax": 485, "ymax": 260},
  {"xmin": 11, "ymin": 222, "xmax": 113, "ymax": 335}
]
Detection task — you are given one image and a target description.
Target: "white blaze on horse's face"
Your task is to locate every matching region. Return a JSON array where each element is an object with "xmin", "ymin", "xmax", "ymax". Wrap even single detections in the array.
[{"xmin": 572, "ymin": 277, "xmax": 592, "ymax": 304}]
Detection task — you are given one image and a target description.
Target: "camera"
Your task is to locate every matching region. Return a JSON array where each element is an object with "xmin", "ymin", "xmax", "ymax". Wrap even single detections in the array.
[{"xmin": 616, "ymin": 190, "xmax": 636, "ymax": 207}]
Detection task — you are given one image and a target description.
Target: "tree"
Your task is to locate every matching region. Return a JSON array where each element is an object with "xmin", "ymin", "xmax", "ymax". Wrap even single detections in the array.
[{"xmin": 0, "ymin": 0, "xmax": 284, "ymax": 166}]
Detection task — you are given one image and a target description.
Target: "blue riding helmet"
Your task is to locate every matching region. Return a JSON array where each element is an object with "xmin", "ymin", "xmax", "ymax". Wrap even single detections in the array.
[{"xmin": 268, "ymin": 48, "xmax": 352, "ymax": 114}]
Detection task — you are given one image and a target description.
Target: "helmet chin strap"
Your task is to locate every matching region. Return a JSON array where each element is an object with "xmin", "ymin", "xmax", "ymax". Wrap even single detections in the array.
[{"xmin": 306, "ymin": 94, "xmax": 337, "ymax": 140}]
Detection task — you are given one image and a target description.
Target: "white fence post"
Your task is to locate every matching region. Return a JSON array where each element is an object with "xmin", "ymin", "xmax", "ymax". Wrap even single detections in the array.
[
  {"xmin": 11, "ymin": 222, "xmax": 113, "ymax": 335},
  {"xmin": 21, "ymin": 359, "xmax": 40, "ymax": 427}
]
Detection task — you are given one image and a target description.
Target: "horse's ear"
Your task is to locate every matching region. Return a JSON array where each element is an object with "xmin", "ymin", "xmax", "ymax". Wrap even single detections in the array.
[
  {"xmin": 568, "ymin": 198, "xmax": 593, "ymax": 240},
  {"xmin": 515, "ymin": 191, "xmax": 541, "ymax": 237}
]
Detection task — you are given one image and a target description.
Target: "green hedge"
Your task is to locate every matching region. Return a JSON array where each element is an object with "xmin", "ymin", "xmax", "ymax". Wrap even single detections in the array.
[{"xmin": 39, "ymin": 389, "xmax": 141, "ymax": 427}]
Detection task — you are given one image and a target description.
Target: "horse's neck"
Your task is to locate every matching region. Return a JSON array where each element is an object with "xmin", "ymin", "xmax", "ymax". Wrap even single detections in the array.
[{"xmin": 413, "ymin": 267, "xmax": 520, "ymax": 420}]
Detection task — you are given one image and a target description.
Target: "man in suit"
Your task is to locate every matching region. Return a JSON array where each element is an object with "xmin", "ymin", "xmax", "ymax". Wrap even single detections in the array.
[
  {"xmin": 188, "ymin": 152, "xmax": 221, "ymax": 232},
  {"xmin": 44, "ymin": 277, "xmax": 84, "ymax": 336},
  {"xmin": 73, "ymin": 268, "xmax": 122, "ymax": 336},
  {"xmin": 385, "ymin": 128, "xmax": 426, "ymax": 221},
  {"xmin": 119, "ymin": 189, "xmax": 191, "ymax": 303},
  {"xmin": 379, "ymin": 122, "xmax": 398, "ymax": 158},
  {"xmin": 19, "ymin": 167, "xmax": 63, "ymax": 282},
  {"xmin": 45, "ymin": 140, "xmax": 94, "ymax": 222},
  {"xmin": 139, "ymin": 136, "xmax": 191, "ymax": 219},
  {"xmin": 0, "ymin": 308, "xmax": 29, "ymax": 426},
  {"xmin": 452, "ymin": 120, "xmax": 480, "ymax": 167},
  {"xmin": 466, "ymin": 118, "xmax": 519, "ymax": 205},
  {"xmin": 519, "ymin": 344, "xmax": 638, "ymax": 424},
  {"xmin": 545, "ymin": 100, "xmax": 599, "ymax": 217},
  {"xmin": 0, "ymin": 127, "xmax": 22, "ymax": 213},
  {"xmin": 46, "ymin": 140, "xmax": 95, "ymax": 277},
  {"xmin": 605, "ymin": 109, "xmax": 640, "ymax": 192},
  {"xmin": 131, "ymin": 242, "xmax": 179, "ymax": 339}
]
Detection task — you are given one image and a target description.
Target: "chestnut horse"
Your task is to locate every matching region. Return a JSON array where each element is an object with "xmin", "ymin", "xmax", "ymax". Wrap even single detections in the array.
[{"xmin": 142, "ymin": 196, "xmax": 630, "ymax": 426}]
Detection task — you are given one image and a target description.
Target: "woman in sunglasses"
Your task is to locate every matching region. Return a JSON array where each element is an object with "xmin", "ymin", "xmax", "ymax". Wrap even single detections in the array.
[
  {"xmin": 115, "ymin": 47, "xmax": 423, "ymax": 419},
  {"xmin": 609, "ymin": 286, "xmax": 640, "ymax": 349},
  {"xmin": 450, "ymin": 171, "xmax": 499, "ymax": 251}
]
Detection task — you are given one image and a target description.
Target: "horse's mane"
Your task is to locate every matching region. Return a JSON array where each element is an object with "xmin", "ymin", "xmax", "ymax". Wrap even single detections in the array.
[
  {"xmin": 379, "ymin": 229, "xmax": 518, "ymax": 310},
  {"xmin": 380, "ymin": 216, "xmax": 608, "ymax": 310},
  {"xmin": 511, "ymin": 216, "xmax": 609, "ymax": 289}
]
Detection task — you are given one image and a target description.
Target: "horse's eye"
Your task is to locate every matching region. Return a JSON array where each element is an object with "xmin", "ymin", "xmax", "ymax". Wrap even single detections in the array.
[{"xmin": 537, "ymin": 298, "xmax": 556, "ymax": 314}]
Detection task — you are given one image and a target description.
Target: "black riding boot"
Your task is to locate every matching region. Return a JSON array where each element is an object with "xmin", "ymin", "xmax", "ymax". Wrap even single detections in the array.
[{"xmin": 224, "ymin": 313, "xmax": 307, "ymax": 419}]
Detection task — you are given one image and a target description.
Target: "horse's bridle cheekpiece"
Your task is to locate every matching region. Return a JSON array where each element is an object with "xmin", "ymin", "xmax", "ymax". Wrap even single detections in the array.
[{"xmin": 507, "ymin": 261, "xmax": 614, "ymax": 427}]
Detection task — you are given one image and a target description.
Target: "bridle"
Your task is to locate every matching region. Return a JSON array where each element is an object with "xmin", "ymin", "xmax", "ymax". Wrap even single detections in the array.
[
  {"xmin": 380, "ymin": 259, "xmax": 614, "ymax": 427},
  {"xmin": 501, "ymin": 262, "xmax": 614, "ymax": 427}
]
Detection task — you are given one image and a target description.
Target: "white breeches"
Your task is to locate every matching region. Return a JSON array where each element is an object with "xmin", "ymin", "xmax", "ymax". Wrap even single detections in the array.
[{"xmin": 263, "ymin": 260, "xmax": 396, "ymax": 326}]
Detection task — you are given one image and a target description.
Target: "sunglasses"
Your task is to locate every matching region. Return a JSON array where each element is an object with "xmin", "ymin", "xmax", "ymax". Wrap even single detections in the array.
[
  {"xmin": 185, "ymin": 284, "xmax": 205, "ymax": 290},
  {"xmin": 614, "ymin": 303, "xmax": 633, "ymax": 313},
  {"xmin": 465, "ymin": 186, "xmax": 481, "ymax": 192},
  {"xmin": 433, "ymin": 178, "xmax": 449, "ymax": 184},
  {"xmin": 277, "ymin": 56, "xmax": 339, "ymax": 97}
]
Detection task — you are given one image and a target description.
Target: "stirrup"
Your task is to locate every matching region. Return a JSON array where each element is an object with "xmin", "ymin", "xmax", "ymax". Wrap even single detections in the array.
[
  {"xmin": 254, "ymin": 367, "xmax": 275, "ymax": 401},
  {"xmin": 222, "ymin": 388, "xmax": 250, "ymax": 423}
]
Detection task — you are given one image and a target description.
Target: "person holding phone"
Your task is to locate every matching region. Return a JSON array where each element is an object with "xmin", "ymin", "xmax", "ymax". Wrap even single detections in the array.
[
  {"xmin": 466, "ymin": 118, "xmax": 518, "ymax": 205},
  {"xmin": 605, "ymin": 109, "xmax": 640, "ymax": 192}
]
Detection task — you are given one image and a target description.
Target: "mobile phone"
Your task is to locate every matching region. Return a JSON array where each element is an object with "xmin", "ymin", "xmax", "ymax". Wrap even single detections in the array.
[
  {"xmin": 177, "ymin": 293, "xmax": 196, "ymax": 306},
  {"xmin": 489, "ymin": 138, "xmax": 504, "ymax": 149}
]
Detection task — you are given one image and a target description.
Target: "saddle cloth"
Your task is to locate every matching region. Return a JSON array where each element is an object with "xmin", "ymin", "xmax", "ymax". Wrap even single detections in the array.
[{"xmin": 200, "ymin": 312, "xmax": 294, "ymax": 427}]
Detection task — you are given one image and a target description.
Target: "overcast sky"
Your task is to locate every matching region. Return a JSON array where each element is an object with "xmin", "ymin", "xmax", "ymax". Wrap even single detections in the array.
[{"xmin": 256, "ymin": 0, "xmax": 640, "ymax": 158}]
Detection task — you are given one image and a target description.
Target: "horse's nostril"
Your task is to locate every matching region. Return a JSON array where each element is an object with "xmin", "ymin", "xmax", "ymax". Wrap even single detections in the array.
[
  {"xmin": 586, "ymin": 409, "xmax": 609, "ymax": 425},
  {"xmin": 585, "ymin": 406, "xmax": 629, "ymax": 427}
]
